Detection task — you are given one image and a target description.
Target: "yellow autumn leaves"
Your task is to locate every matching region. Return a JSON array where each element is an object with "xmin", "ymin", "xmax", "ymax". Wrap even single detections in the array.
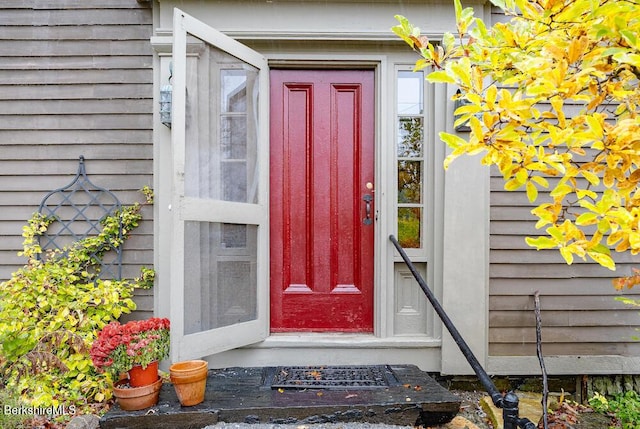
[{"xmin": 393, "ymin": 0, "xmax": 640, "ymax": 270}]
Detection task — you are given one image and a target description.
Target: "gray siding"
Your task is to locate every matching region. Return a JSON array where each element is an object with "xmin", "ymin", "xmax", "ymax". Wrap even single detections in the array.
[
  {"xmin": 490, "ymin": 168, "xmax": 640, "ymax": 356},
  {"xmin": 0, "ymin": 0, "xmax": 154, "ymax": 319}
]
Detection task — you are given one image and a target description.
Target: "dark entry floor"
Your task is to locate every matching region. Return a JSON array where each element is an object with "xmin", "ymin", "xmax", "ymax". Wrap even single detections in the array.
[{"xmin": 100, "ymin": 365, "xmax": 460, "ymax": 429}]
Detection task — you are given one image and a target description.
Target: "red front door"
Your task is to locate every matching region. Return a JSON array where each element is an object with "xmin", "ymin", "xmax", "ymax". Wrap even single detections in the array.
[{"xmin": 270, "ymin": 69, "xmax": 375, "ymax": 332}]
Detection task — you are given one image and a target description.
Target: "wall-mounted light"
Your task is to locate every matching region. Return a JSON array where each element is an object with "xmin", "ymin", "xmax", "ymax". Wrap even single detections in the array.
[
  {"xmin": 160, "ymin": 62, "xmax": 172, "ymax": 128},
  {"xmin": 453, "ymin": 89, "xmax": 471, "ymax": 132},
  {"xmin": 160, "ymin": 84, "xmax": 172, "ymax": 128}
]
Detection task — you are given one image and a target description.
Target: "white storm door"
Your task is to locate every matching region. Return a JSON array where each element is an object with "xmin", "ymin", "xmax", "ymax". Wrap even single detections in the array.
[{"xmin": 170, "ymin": 8, "xmax": 269, "ymax": 361}]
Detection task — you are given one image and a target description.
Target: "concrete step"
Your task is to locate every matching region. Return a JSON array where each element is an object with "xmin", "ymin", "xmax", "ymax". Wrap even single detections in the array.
[{"xmin": 100, "ymin": 365, "xmax": 461, "ymax": 429}]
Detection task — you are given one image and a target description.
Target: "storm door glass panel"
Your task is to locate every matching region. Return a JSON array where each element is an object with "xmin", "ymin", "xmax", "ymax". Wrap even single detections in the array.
[
  {"xmin": 184, "ymin": 38, "xmax": 259, "ymax": 204},
  {"xmin": 396, "ymin": 70, "xmax": 425, "ymax": 249},
  {"xmin": 184, "ymin": 221, "xmax": 258, "ymax": 335}
]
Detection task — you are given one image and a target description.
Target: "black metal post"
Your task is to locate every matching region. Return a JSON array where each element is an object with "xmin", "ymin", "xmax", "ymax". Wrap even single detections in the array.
[
  {"xmin": 389, "ymin": 235, "xmax": 536, "ymax": 429},
  {"xmin": 502, "ymin": 392, "xmax": 537, "ymax": 429}
]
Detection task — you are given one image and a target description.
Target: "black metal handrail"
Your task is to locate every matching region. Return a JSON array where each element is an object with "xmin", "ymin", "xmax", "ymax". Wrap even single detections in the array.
[{"xmin": 389, "ymin": 234, "xmax": 536, "ymax": 429}]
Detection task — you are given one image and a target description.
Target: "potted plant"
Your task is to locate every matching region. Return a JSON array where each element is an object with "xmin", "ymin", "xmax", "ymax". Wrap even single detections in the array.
[
  {"xmin": 169, "ymin": 360, "xmax": 208, "ymax": 406},
  {"xmin": 90, "ymin": 317, "xmax": 170, "ymax": 410}
]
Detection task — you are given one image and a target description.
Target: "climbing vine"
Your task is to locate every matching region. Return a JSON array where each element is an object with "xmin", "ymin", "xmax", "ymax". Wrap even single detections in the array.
[{"xmin": 0, "ymin": 187, "xmax": 154, "ymax": 413}]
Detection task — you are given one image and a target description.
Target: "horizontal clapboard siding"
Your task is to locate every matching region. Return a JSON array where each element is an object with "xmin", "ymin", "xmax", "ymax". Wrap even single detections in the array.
[
  {"xmin": 0, "ymin": 9, "xmax": 151, "ymax": 26},
  {"xmin": 490, "ymin": 164, "xmax": 640, "ymax": 357},
  {"xmin": 0, "ymin": 0, "xmax": 153, "ymax": 320},
  {"xmin": 2, "ymin": 57, "xmax": 150, "ymax": 70}
]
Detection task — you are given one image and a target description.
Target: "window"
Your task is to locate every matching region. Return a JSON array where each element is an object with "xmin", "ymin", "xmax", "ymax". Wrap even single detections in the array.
[{"xmin": 396, "ymin": 70, "xmax": 425, "ymax": 249}]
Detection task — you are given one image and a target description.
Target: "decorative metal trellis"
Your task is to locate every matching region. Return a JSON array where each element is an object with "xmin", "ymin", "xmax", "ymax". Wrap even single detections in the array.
[{"xmin": 37, "ymin": 156, "xmax": 123, "ymax": 280}]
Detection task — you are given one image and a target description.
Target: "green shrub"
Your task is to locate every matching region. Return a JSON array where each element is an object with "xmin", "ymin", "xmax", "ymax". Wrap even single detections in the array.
[
  {"xmin": 0, "ymin": 188, "xmax": 154, "ymax": 413},
  {"xmin": 589, "ymin": 391, "xmax": 640, "ymax": 429}
]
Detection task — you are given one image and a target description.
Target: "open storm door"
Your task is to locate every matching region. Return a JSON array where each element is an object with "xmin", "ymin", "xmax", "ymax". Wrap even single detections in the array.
[{"xmin": 169, "ymin": 8, "xmax": 269, "ymax": 361}]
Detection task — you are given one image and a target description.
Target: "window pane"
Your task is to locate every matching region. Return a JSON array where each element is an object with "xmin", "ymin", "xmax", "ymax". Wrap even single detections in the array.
[
  {"xmin": 398, "ymin": 207, "xmax": 422, "ymax": 248},
  {"xmin": 184, "ymin": 221, "xmax": 258, "ymax": 335},
  {"xmin": 221, "ymin": 161, "xmax": 247, "ymax": 202},
  {"xmin": 222, "ymin": 223, "xmax": 247, "ymax": 248},
  {"xmin": 221, "ymin": 69, "xmax": 247, "ymax": 113},
  {"xmin": 398, "ymin": 160, "xmax": 422, "ymax": 204},
  {"xmin": 221, "ymin": 116, "xmax": 247, "ymax": 159},
  {"xmin": 398, "ymin": 117, "xmax": 423, "ymax": 157},
  {"xmin": 397, "ymin": 71, "xmax": 423, "ymax": 114}
]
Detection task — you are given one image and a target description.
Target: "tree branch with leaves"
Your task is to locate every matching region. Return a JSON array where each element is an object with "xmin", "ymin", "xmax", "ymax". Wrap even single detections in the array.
[{"xmin": 393, "ymin": 0, "xmax": 640, "ymax": 274}]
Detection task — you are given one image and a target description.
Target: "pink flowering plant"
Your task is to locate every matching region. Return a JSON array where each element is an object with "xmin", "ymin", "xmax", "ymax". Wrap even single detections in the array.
[{"xmin": 90, "ymin": 317, "xmax": 170, "ymax": 379}]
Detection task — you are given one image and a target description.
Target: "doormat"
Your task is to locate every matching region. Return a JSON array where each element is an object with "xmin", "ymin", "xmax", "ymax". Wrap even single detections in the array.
[{"xmin": 265, "ymin": 365, "xmax": 400, "ymax": 389}]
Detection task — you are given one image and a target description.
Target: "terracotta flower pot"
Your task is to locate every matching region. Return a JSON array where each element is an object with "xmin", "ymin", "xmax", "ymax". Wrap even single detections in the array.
[
  {"xmin": 169, "ymin": 360, "xmax": 208, "ymax": 406},
  {"xmin": 128, "ymin": 360, "xmax": 159, "ymax": 387},
  {"xmin": 113, "ymin": 377, "xmax": 163, "ymax": 411}
]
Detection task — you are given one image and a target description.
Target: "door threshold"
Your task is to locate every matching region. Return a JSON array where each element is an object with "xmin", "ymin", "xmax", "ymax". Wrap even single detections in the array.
[{"xmin": 253, "ymin": 333, "xmax": 441, "ymax": 348}]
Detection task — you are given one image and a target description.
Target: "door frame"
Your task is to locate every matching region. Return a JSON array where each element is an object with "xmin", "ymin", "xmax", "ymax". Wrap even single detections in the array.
[
  {"xmin": 151, "ymin": 2, "xmax": 485, "ymax": 373},
  {"xmin": 153, "ymin": 35, "xmax": 444, "ymax": 362}
]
